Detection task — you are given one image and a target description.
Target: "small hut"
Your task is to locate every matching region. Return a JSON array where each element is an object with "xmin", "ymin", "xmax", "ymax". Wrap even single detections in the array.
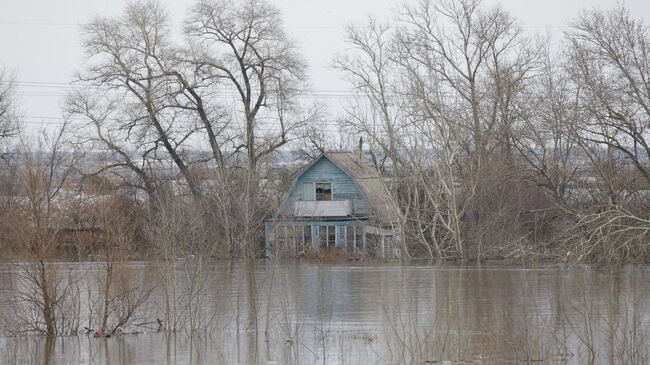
[{"xmin": 265, "ymin": 151, "xmax": 402, "ymax": 257}]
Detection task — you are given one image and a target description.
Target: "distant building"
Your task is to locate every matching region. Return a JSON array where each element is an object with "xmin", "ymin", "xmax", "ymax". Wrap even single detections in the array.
[{"xmin": 265, "ymin": 152, "xmax": 402, "ymax": 258}]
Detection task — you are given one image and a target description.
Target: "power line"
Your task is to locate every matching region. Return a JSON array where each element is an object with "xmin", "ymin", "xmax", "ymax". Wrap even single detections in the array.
[
  {"xmin": 0, "ymin": 21, "xmax": 343, "ymax": 29},
  {"xmin": 0, "ymin": 80, "xmax": 384, "ymax": 93},
  {"xmin": 0, "ymin": 21, "xmax": 79, "ymax": 26},
  {"xmin": 17, "ymin": 114, "xmax": 350, "ymax": 129},
  {"xmin": 22, "ymin": 116, "xmax": 67, "ymax": 120},
  {"xmin": 7, "ymin": 84, "xmax": 375, "ymax": 102},
  {"xmin": 0, "ymin": 20, "xmax": 576, "ymax": 29}
]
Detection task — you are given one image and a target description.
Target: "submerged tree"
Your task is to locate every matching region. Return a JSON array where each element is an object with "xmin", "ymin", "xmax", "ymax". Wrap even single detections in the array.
[
  {"xmin": 335, "ymin": 0, "xmax": 546, "ymax": 258},
  {"xmin": 555, "ymin": 6, "xmax": 650, "ymax": 263},
  {"xmin": 184, "ymin": 0, "xmax": 317, "ymax": 255},
  {"xmin": 72, "ymin": 0, "xmax": 316, "ymax": 257},
  {"xmin": 7, "ymin": 122, "xmax": 83, "ymax": 336}
]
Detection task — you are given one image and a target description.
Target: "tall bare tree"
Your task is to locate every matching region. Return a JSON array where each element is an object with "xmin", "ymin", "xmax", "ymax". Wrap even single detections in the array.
[
  {"xmin": 0, "ymin": 68, "xmax": 19, "ymax": 152},
  {"xmin": 394, "ymin": 0, "xmax": 544, "ymax": 256},
  {"xmin": 333, "ymin": 17, "xmax": 406, "ymax": 168},
  {"xmin": 185, "ymin": 0, "xmax": 311, "ymax": 173},
  {"xmin": 397, "ymin": 0, "xmax": 542, "ymax": 168},
  {"xmin": 548, "ymin": 5, "xmax": 650, "ymax": 263},
  {"xmin": 183, "ymin": 0, "xmax": 317, "ymax": 256},
  {"xmin": 77, "ymin": 1, "xmax": 205, "ymax": 200},
  {"xmin": 566, "ymin": 5, "xmax": 650, "ymax": 194}
]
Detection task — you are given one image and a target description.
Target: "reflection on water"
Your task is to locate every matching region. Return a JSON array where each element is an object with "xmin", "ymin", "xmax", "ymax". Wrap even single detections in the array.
[{"xmin": 1, "ymin": 261, "xmax": 649, "ymax": 364}]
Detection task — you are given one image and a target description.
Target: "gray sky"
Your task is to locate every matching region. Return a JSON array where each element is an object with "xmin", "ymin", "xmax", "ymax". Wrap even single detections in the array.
[{"xmin": 1, "ymin": 0, "xmax": 649, "ymax": 130}]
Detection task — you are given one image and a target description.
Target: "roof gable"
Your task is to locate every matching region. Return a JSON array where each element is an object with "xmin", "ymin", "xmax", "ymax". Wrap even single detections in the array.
[{"xmin": 282, "ymin": 152, "xmax": 401, "ymax": 225}]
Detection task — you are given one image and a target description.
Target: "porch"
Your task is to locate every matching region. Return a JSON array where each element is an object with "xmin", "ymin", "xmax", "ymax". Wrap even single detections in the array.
[{"xmin": 264, "ymin": 218, "xmax": 399, "ymax": 258}]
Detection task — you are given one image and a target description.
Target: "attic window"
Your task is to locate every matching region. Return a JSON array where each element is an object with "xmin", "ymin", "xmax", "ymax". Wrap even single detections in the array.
[{"xmin": 315, "ymin": 182, "xmax": 332, "ymax": 201}]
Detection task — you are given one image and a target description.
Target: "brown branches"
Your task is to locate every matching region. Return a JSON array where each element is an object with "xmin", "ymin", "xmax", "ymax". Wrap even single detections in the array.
[
  {"xmin": 565, "ymin": 206, "xmax": 650, "ymax": 265},
  {"xmin": 0, "ymin": 69, "xmax": 19, "ymax": 148}
]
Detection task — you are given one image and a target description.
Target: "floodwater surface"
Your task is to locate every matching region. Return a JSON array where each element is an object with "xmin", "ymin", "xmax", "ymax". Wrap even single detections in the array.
[{"xmin": 0, "ymin": 261, "xmax": 649, "ymax": 364}]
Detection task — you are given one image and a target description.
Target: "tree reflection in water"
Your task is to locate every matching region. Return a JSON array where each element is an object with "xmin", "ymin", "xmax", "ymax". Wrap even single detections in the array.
[{"xmin": 0, "ymin": 261, "xmax": 648, "ymax": 364}]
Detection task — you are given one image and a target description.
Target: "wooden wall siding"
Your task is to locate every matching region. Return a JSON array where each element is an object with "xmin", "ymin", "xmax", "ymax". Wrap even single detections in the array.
[
  {"xmin": 281, "ymin": 157, "xmax": 369, "ymax": 216},
  {"xmin": 294, "ymin": 200, "xmax": 352, "ymax": 217},
  {"xmin": 303, "ymin": 181, "xmax": 315, "ymax": 200}
]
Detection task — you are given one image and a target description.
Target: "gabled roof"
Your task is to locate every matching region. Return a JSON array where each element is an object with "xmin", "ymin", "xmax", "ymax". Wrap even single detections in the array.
[{"xmin": 295, "ymin": 151, "xmax": 402, "ymax": 226}]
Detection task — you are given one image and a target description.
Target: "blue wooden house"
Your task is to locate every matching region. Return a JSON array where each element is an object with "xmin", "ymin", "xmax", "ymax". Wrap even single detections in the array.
[{"xmin": 265, "ymin": 152, "xmax": 402, "ymax": 258}]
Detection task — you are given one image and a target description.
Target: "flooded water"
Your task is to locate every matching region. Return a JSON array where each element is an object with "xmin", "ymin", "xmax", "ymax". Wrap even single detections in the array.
[{"xmin": 0, "ymin": 260, "xmax": 649, "ymax": 364}]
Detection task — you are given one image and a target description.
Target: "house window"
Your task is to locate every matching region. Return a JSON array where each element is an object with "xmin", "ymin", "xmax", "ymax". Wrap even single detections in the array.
[
  {"xmin": 328, "ymin": 226, "xmax": 336, "ymax": 246},
  {"xmin": 315, "ymin": 182, "xmax": 332, "ymax": 201},
  {"xmin": 346, "ymin": 225, "xmax": 364, "ymax": 252},
  {"xmin": 319, "ymin": 225, "xmax": 328, "ymax": 247},
  {"xmin": 319, "ymin": 225, "xmax": 336, "ymax": 248}
]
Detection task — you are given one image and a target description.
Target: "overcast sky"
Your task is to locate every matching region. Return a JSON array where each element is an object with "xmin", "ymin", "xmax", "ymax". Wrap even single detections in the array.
[{"xmin": 1, "ymin": 0, "xmax": 649, "ymax": 130}]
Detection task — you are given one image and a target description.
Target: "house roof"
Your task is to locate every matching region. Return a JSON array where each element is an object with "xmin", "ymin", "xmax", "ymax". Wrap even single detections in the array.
[{"xmin": 314, "ymin": 151, "xmax": 402, "ymax": 226}]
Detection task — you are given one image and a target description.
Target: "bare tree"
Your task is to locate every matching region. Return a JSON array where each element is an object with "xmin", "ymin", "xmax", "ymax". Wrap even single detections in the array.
[
  {"xmin": 7, "ymin": 121, "xmax": 83, "ymax": 336},
  {"xmin": 77, "ymin": 1, "xmax": 205, "ymax": 200},
  {"xmin": 90, "ymin": 194, "xmax": 153, "ymax": 336},
  {"xmin": 546, "ymin": 5, "xmax": 650, "ymax": 264},
  {"xmin": 511, "ymin": 56, "xmax": 580, "ymax": 207},
  {"xmin": 185, "ymin": 0, "xmax": 311, "ymax": 173},
  {"xmin": 72, "ymin": 0, "xmax": 318, "ymax": 257},
  {"xmin": 334, "ymin": 17, "xmax": 427, "ymax": 256},
  {"xmin": 565, "ymin": 5, "xmax": 650, "ymax": 196},
  {"xmin": 0, "ymin": 68, "xmax": 19, "ymax": 153},
  {"xmin": 332, "ymin": 0, "xmax": 543, "ymax": 258},
  {"xmin": 146, "ymin": 198, "xmax": 218, "ymax": 333},
  {"xmin": 564, "ymin": 205, "xmax": 650, "ymax": 264},
  {"xmin": 68, "ymin": 92, "xmax": 163, "ymax": 205},
  {"xmin": 0, "ymin": 69, "xmax": 21, "ymax": 252},
  {"xmin": 392, "ymin": 0, "xmax": 546, "ymax": 257},
  {"xmin": 333, "ymin": 17, "xmax": 406, "ymax": 169},
  {"xmin": 294, "ymin": 118, "xmax": 353, "ymax": 160},
  {"xmin": 184, "ymin": 0, "xmax": 318, "ymax": 256}
]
